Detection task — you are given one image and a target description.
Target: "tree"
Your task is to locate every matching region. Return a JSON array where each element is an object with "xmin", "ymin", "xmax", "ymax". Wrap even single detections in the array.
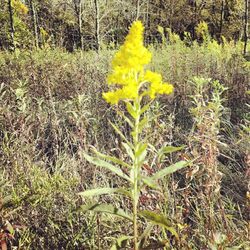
[
  {"xmin": 5, "ymin": 0, "xmax": 30, "ymax": 50},
  {"xmin": 136, "ymin": 0, "xmax": 140, "ymax": 19},
  {"xmin": 73, "ymin": 0, "xmax": 84, "ymax": 50},
  {"xmin": 8, "ymin": 0, "xmax": 15, "ymax": 51},
  {"xmin": 0, "ymin": 0, "xmax": 247, "ymax": 51},
  {"xmin": 94, "ymin": 0, "xmax": 100, "ymax": 51},
  {"xmin": 243, "ymin": 0, "xmax": 248, "ymax": 55},
  {"xmin": 29, "ymin": 0, "xmax": 39, "ymax": 48},
  {"xmin": 219, "ymin": 0, "xmax": 224, "ymax": 36}
]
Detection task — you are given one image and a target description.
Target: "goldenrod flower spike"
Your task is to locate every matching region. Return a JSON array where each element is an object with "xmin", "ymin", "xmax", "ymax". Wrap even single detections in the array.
[{"xmin": 103, "ymin": 20, "xmax": 173, "ymax": 104}]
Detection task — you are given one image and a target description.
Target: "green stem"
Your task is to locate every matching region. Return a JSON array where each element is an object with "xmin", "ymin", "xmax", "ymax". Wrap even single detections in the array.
[{"xmin": 132, "ymin": 97, "xmax": 141, "ymax": 250}]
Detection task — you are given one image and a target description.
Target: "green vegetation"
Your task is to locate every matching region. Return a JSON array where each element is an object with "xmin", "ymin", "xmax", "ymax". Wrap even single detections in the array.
[{"xmin": 0, "ymin": 1, "xmax": 249, "ymax": 249}]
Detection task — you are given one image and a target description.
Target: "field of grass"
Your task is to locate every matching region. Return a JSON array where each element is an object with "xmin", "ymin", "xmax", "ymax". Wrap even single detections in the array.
[{"xmin": 0, "ymin": 34, "xmax": 249, "ymax": 249}]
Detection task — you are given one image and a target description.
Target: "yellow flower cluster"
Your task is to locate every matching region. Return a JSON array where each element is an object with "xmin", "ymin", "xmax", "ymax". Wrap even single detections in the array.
[
  {"xmin": 195, "ymin": 21, "xmax": 209, "ymax": 38},
  {"xmin": 103, "ymin": 21, "xmax": 173, "ymax": 104},
  {"xmin": 12, "ymin": 0, "xmax": 28, "ymax": 15},
  {"xmin": 144, "ymin": 70, "xmax": 173, "ymax": 99}
]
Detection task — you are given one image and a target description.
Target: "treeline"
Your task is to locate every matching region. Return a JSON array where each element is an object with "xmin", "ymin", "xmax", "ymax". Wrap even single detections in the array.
[{"xmin": 0, "ymin": 0, "xmax": 249, "ymax": 52}]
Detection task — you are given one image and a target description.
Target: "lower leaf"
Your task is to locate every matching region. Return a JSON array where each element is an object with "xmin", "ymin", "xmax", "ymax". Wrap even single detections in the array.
[
  {"xmin": 139, "ymin": 210, "xmax": 179, "ymax": 239},
  {"xmin": 79, "ymin": 203, "xmax": 133, "ymax": 222}
]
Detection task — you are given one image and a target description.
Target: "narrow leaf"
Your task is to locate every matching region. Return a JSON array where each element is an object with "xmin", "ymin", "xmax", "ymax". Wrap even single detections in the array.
[
  {"xmin": 79, "ymin": 188, "xmax": 118, "ymax": 197},
  {"xmin": 139, "ymin": 102, "xmax": 151, "ymax": 115},
  {"xmin": 151, "ymin": 161, "xmax": 188, "ymax": 181},
  {"xmin": 158, "ymin": 145, "xmax": 185, "ymax": 160},
  {"xmin": 79, "ymin": 188, "xmax": 131, "ymax": 198},
  {"xmin": 111, "ymin": 235, "xmax": 133, "ymax": 250},
  {"xmin": 161, "ymin": 145, "xmax": 185, "ymax": 154},
  {"xmin": 109, "ymin": 121, "xmax": 133, "ymax": 148},
  {"xmin": 138, "ymin": 117, "xmax": 149, "ymax": 133},
  {"xmin": 126, "ymin": 102, "xmax": 137, "ymax": 119},
  {"xmin": 138, "ymin": 224, "xmax": 154, "ymax": 247},
  {"xmin": 91, "ymin": 148, "xmax": 131, "ymax": 168},
  {"xmin": 139, "ymin": 210, "xmax": 178, "ymax": 239},
  {"xmin": 122, "ymin": 142, "xmax": 134, "ymax": 161},
  {"xmin": 142, "ymin": 177, "xmax": 160, "ymax": 190},
  {"xmin": 84, "ymin": 153, "xmax": 131, "ymax": 182},
  {"xmin": 117, "ymin": 110, "xmax": 134, "ymax": 128},
  {"xmin": 80, "ymin": 203, "xmax": 133, "ymax": 222},
  {"xmin": 136, "ymin": 143, "xmax": 148, "ymax": 164}
]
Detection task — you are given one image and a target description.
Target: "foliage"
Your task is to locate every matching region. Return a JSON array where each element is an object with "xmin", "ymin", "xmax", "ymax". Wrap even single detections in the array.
[{"xmin": 0, "ymin": 0, "xmax": 247, "ymax": 51}]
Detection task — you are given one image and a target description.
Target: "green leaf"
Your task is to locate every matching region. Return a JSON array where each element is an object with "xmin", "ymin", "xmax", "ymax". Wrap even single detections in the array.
[
  {"xmin": 110, "ymin": 235, "xmax": 133, "ymax": 250},
  {"xmin": 138, "ymin": 117, "xmax": 149, "ymax": 133},
  {"xmin": 109, "ymin": 121, "xmax": 133, "ymax": 148},
  {"xmin": 126, "ymin": 102, "xmax": 137, "ymax": 119},
  {"xmin": 84, "ymin": 153, "xmax": 131, "ymax": 182},
  {"xmin": 80, "ymin": 203, "xmax": 133, "ymax": 222},
  {"xmin": 5, "ymin": 221, "xmax": 14, "ymax": 235},
  {"xmin": 79, "ymin": 188, "xmax": 116, "ymax": 197},
  {"xmin": 135, "ymin": 143, "xmax": 147, "ymax": 164},
  {"xmin": 139, "ymin": 210, "xmax": 178, "ymax": 239},
  {"xmin": 151, "ymin": 161, "xmax": 188, "ymax": 181},
  {"xmin": 79, "ymin": 187, "xmax": 131, "ymax": 198},
  {"xmin": 122, "ymin": 142, "xmax": 134, "ymax": 161},
  {"xmin": 138, "ymin": 224, "xmax": 154, "ymax": 246},
  {"xmin": 117, "ymin": 110, "xmax": 134, "ymax": 128},
  {"xmin": 139, "ymin": 102, "xmax": 151, "ymax": 115},
  {"xmin": 110, "ymin": 245, "xmax": 116, "ymax": 250},
  {"xmin": 141, "ymin": 176, "xmax": 160, "ymax": 190},
  {"xmin": 159, "ymin": 145, "xmax": 185, "ymax": 154},
  {"xmin": 158, "ymin": 145, "xmax": 185, "ymax": 160},
  {"xmin": 91, "ymin": 148, "xmax": 131, "ymax": 168}
]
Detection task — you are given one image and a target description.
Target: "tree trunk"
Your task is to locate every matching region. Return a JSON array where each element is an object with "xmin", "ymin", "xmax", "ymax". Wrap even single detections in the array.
[
  {"xmin": 219, "ymin": 0, "xmax": 224, "ymax": 36},
  {"xmin": 94, "ymin": 0, "xmax": 100, "ymax": 52},
  {"xmin": 78, "ymin": 0, "xmax": 84, "ymax": 50},
  {"xmin": 136, "ymin": 0, "xmax": 140, "ymax": 20},
  {"xmin": 8, "ymin": 0, "xmax": 15, "ymax": 51},
  {"xmin": 29, "ymin": 0, "xmax": 39, "ymax": 49},
  {"xmin": 145, "ymin": 0, "xmax": 149, "ymax": 43},
  {"xmin": 244, "ymin": 0, "xmax": 249, "ymax": 56},
  {"xmin": 73, "ymin": 0, "xmax": 84, "ymax": 50}
]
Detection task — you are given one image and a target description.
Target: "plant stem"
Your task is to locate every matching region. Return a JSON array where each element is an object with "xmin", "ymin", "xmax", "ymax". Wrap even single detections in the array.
[
  {"xmin": 132, "ymin": 97, "xmax": 141, "ymax": 250},
  {"xmin": 133, "ymin": 187, "xmax": 138, "ymax": 250}
]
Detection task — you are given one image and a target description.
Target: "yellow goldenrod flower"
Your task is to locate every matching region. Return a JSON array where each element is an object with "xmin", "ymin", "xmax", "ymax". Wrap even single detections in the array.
[
  {"xmin": 103, "ymin": 21, "xmax": 173, "ymax": 104},
  {"xmin": 144, "ymin": 70, "xmax": 174, "ymax": 99}
]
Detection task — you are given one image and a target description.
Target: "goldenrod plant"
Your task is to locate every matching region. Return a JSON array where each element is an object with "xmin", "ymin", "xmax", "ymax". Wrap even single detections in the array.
[{"xmin": 79, "ymin": 21, "xmax": 188, "ymax": 249}]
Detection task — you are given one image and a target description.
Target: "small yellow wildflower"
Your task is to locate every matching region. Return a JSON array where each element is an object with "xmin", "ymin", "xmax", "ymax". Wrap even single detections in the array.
[
  {"xmin": 157, "ymin": 25, "xmax": 164, "ymax": 35},
  {"xmin": 195, "ymin": 21, "xmax": 209, "ymax": 39},
  {"xmin": 103, "ymin": 21, "xmax": 173, "ymax": 104},
  {"xmin": 12, "ymin": 0, "xmax": 28, "ymax": 15}
]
